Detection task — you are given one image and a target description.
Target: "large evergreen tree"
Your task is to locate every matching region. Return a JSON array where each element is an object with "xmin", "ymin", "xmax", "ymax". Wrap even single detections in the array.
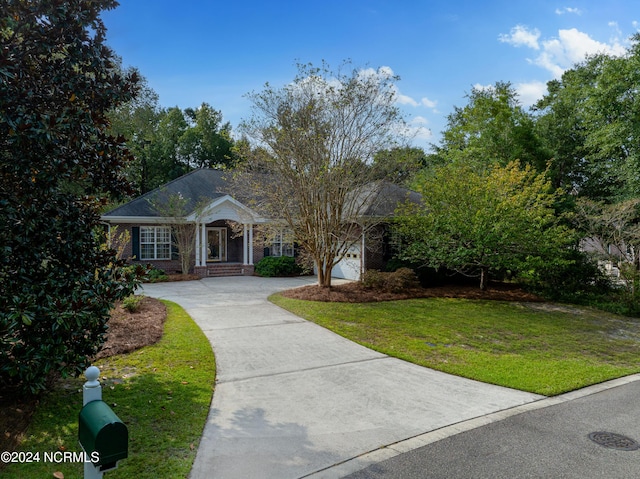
[{"xmin": 1, "ymin": 0, "xmax": 141, "ymax": 393}]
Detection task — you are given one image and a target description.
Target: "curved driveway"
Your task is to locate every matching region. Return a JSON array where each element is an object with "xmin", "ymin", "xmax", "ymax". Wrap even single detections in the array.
[{"xmin": 141, "ymin": 276, "xmax": 542, "ymax": 478}]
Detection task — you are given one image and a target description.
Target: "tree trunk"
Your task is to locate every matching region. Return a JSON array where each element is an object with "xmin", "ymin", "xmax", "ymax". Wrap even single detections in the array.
[
  {"xmin": 316, "ymin": 258, "xmax": 333, "ymax": 288},
  {"xmin": 322, "ymin": 264, "xmax": 333, "ymax": 288},
  {"xmin": 316, "ymin": 263, "xmax": 325, "ymax": 287},
  {"xmin": 479, "ymin": 267, "xmax": 488, "ymax": 290}
]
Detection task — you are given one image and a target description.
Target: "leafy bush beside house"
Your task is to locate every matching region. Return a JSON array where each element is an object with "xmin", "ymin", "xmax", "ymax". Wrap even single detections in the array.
[
  {"xmin": 255, "ymin": 256, "xmax": 303, "ymax": 277},
  {"xmin": 361, "ymin": 268, "xmax": 420, "ymax": 293}
]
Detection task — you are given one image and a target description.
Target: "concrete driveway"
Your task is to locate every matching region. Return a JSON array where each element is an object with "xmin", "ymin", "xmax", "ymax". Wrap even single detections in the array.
[{"xmin": 141, "ymin": 276, "xmax": 542, "ymax": 478}]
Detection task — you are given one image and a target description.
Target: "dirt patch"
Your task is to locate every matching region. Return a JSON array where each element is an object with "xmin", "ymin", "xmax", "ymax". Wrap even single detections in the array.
[
  {"xmin": 280, "ymin": 281, "xmax": 543, "ymax": 303},
  {"xmin": 0, "ymin": 297, "xmax": 166, "ymax": 458}
]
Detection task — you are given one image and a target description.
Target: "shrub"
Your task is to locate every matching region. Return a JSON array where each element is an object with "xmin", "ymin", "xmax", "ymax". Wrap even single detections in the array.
[
  {"xmin": 147, "ymin": 266, "xmax": 168, "ymax": 283},
  {"xmin": 255, "ymin": 256, "xmax": 303, "ymax": 277},
  {"xmin": 520, "ymin": 250, "xmax": 611, "ymax": 302},
  {"xmin": 362, "ymin": 269, "xmax": 386, "ymax": 290},
  {"xmin": 385, "ymin": 267, "xmax": 420, "ymax": 293},
  {"xmin": 122, "ymin": 295, "xmax": 143, "ymax": 313},
  {"xmin": 362, "ymin": 268, "xmax": 420, "ymax": 292},
  {"xmin": 385, "ymin": 258, "xmax": 445, "ymax": 287}
]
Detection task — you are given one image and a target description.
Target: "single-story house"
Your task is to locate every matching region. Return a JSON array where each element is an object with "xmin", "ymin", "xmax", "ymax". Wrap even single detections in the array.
[{"xmin": 101, "ymin": 169, "xmax": 421, "ymax": 279}]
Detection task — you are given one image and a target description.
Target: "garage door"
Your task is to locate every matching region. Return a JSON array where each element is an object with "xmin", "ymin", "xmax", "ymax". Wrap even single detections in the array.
[{"xmin": 331, "ymin": 246, "xmax": 362, "ymax": 280}]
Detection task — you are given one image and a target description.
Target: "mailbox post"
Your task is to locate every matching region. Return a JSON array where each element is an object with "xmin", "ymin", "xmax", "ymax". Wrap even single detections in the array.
[{"xmin": 79, "ymin": 366, "xmax": 128, "ymax": 479}]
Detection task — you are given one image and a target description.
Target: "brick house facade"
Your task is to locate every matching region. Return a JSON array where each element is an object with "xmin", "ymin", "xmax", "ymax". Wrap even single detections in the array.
[{"xmin": 102, "ymin": 169, "xmax": 421, "ymax": 279}]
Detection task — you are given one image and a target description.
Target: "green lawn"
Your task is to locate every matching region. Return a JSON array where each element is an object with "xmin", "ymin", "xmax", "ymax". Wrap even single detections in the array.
[
  {"xmin": 271, "ymin": 294, "xmax": 640, "ymax": 396},
  {"xmin": 3, "ymin": 300, "xmax": 215, "ymax": 479}
]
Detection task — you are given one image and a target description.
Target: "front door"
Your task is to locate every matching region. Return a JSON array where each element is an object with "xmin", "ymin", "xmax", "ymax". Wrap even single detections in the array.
[{"xmin": 207, "ymin": 227, "xmax": 227, "ymax": 262}]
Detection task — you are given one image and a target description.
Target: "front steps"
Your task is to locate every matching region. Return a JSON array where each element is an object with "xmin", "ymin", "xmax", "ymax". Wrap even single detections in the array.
[{"xmin": 195, "ymin": 263, "xmax": 255, "ymax": 277}]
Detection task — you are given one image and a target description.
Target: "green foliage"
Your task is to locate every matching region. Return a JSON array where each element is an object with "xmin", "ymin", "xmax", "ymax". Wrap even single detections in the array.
[
  {"xmin": 255, "ymin": 256, "xmax": 302, "ymax": 277},
  {"xmin": 0, "ymin": 0, "xmax": 142, "ymax": 393},
  {"xmin": 110, "ymin": 99, "xmax": 237, "ymax": 194},
  {"xmin": 534, "ymin": 35, "xmax": 640, "ymax": 201},
  {"xmin": 433, "ymin": 81, "xmax": 549, "ymax": 173},
  {"xmin": 146, "ymin": 266, "xmax": 169, "ymax": 283},
  {"xmin": 122, "ymin": 295, "xmax": 143, "ymax": 313},
  {"xmin": 520, "ymin": 249, "xmax": 611, "ymax": 302},
  {"xmin": 385, "ymin": 258, "xmax": 446, "ymax": 287},
  {"xmin": 371, "ymin": 146, "xmax": 427, "ymax": 185},
  {"xmin": 397, "ymin": 161, "xmax": 575, "ymax": 289}
]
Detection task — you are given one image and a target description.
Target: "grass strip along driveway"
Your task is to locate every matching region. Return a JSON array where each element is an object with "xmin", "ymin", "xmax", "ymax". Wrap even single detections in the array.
[
  {"xmin": 271, "ymin": 295, "xmax": 640, "ymax": 396},
  {"xmin": 3, "ymin": 300, "xmax": 215, "ymax": 479}
]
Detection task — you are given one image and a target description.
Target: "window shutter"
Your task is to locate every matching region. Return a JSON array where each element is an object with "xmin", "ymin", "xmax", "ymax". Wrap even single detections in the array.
[
  {"xmin": 171, "ymin": 232, "xmax": 179, "ymax": 260},
  {"xmin": 131, "ymin": 227, "xmax": 140, "ymax": 260}
]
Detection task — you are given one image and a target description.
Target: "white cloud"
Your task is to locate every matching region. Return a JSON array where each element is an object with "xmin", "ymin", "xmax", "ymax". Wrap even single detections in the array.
[
  {"xmin": 405, "ymin": 116, "xmax": 432, "ymax": 141},
  {"xmin": 501, "ymin": 25, "xmax": 628, "ymax": 78},
  {"xmin": 535, "ymin": 28, "xmax": 627, "ymax": 77},
  {"xmin": 515, "ymin": 81, "xmax": 548, "ymax": 106},
  {"xmin": 357, "ymin": 65, "xmax": 396, "ymax": 82},
  {"xmin": 420, "ymin": 97, "xmax": 438, "ymax": 109},
  {"xmin": 393, "ymin": 89, "xmax": 438, "ymax": 112},
  {"xmin": 396, "ymin": 93, "xmax": 419, "ymax": 107},
  {"xmin": 472, "ymin": 83, "xmax": 494, "ymax": 92},
  {"xmin": 498, "ymin": 25, "xmax": 541, "ymax": 50},
  {"xmin": 555, "ymin": 7, "xmax": 582, "ymax": 15}
]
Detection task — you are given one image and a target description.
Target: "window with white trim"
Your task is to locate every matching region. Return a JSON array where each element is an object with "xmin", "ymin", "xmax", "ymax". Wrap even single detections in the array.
[
  {"xmin": 271, "ymin": 229, "xmax": 294, "ymax": 257},
  {"xmin": 140, "ymin": 226, "xmax": 171, "ymax": 260}
]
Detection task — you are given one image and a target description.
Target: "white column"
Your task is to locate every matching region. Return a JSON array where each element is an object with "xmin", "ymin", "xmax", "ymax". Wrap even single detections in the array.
[
  {"xmin": 195, "ymin": 222, "xmax": 200, "ymax": 267},
  {"xmin": 243, "ymin": 224, "xmax": 248, "ymax": 265},
  {"xmin": 201, "ymin": 223, "xmax": 207, "ymax": 265},
  {"xmin": 361, "ymin": 229, "xmax": 366, "ymax": 278},
  {"xmin": 249, "ymin": 224, "xmax": 254, "ymax": 265}
]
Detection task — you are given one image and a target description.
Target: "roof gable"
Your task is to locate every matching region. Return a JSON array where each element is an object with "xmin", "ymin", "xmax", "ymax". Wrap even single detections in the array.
[
  {"xmin": 351, "ymin": 181, "xmax": 423, "ymax": 218},
  {"xmin": 103, "ymin": 169, "xmax": 229, "ymax": 218}
]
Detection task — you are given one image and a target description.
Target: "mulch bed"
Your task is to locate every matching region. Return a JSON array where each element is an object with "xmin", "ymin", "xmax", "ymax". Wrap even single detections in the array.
[
  {"xmin": 96, "ymin": 296, "xmax": 166, "ymax": 358},
  {"xmin": 280, "ymin": 281, "xmax": 543, "ymax": 303}
]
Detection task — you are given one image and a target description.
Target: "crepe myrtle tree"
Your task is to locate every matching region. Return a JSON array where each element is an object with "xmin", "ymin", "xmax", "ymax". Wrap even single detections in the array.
[
  {"xmin": 237, "ymin": 61, "xmax": 407, "ymax": 287},
  {"xmin": 148, "ymin": 190, "xmax": 211, "ymax": 274},
  {"xmin": 0, "ymin": 0, "xmax": 143, "ymax": 394}
]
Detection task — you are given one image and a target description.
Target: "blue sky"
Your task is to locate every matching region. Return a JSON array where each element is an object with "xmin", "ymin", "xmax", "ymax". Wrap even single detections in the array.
[{"xmin": 102, "ymin": 1, "xmax": 639, "ymax": 149}]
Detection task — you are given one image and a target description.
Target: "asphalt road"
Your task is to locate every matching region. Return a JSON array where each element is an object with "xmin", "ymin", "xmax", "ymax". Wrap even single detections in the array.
[{"xmin": 343, "ymin": 378, "xmax": 640, "ymax": 479}]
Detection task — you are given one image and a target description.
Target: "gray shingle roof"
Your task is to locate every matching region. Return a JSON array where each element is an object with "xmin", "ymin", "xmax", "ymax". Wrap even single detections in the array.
[
  {"xmin": 352, "ymin": 181, "xmax": 423, "ymax": 218},
  {"xmin": 103, "ymin": 168, "xmax": 421, "ymax": 220},
  {"xmin": 103, "ymin": 169, "xmax": 230, "ymax": 218}
]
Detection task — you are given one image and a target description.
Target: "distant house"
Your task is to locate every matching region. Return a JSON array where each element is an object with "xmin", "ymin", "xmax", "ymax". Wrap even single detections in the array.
[{"xmin": 101, "ymin": 169, "xmax": 421, "ymax": 279}]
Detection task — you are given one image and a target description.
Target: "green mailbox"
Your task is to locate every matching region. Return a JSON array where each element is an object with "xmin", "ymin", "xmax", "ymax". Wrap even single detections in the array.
[{"xmin": 78, "ymin": 400, "xmax": 128, "ymax": 471}]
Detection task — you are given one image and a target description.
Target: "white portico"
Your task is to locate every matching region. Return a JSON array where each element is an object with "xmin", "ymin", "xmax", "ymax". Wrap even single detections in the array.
[{"xmin": 190, "ymin": 195, "xmax": 267, "ymax": 273}]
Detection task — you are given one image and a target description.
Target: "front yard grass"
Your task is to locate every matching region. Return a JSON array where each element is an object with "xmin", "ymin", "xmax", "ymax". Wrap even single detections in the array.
[
  {"xmin": 3, "ymin": 300, "xmax": 215, "ymax": 479},
  {"xmin": 271, "ymin": 295, "xmax": 640, "ymax": 396}
]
